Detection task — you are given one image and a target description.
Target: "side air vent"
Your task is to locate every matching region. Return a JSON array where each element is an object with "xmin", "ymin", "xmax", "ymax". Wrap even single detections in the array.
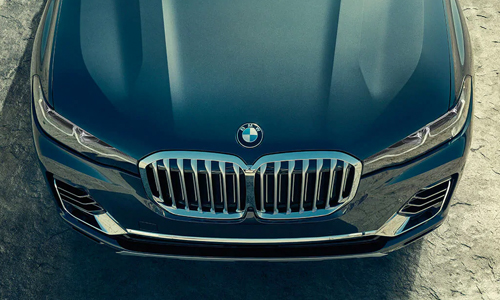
[
  {"xmin": 55, "ymin": 179, "xmax": 105, "ymax": 215},
  {"xmin": 377, "ymin": 177, "xmax": 455, "ymax": 237},
  {"xmin": 53, "ymin": 178, "xmax": 126, "ymax": 235},
  {"xmin": 399, "ymin": 180, "xmax": 451, "ymax": 216}
]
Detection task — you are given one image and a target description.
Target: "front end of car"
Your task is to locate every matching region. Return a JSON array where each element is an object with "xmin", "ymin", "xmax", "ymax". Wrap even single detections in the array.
[{"xmin": 31, "ymin": 0, "xmax": 473, "ymax": 261}]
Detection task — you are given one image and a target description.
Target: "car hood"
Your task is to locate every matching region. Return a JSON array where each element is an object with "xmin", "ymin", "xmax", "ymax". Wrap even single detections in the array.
[{"xmin": 51, "ymin": 0, "xmax": 451, "ymax": 165}]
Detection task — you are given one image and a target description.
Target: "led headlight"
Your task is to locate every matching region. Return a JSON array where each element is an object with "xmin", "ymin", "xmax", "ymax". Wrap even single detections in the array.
[
  {"xmin": 363, "ymin": 76, "xmax": 472, "ymax": 175},
  {"xmin": 32, "ymin": 75, "xmax": 138, "ymax": 173}
]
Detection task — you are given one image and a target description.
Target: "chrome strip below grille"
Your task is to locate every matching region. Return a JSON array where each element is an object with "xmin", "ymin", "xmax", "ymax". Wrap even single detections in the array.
[{"xmin": 126, "ymin": 228, "xmax": 376, "ymax": 244}]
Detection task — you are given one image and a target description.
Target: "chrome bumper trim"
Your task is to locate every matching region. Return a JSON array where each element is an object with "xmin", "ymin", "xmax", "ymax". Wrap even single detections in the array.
[{"xmin": 126, "ymin": 229, "xmax": 377, "ymax": 244}]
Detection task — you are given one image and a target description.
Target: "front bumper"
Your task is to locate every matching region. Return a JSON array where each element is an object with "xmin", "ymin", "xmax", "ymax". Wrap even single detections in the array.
[
  {"xmin": 61, "ymin": 200, "xmax": 451, "ymax": 261},
  {"xmin": 32, "ymin": 101, "xmax": 472, "ymax": 261}
]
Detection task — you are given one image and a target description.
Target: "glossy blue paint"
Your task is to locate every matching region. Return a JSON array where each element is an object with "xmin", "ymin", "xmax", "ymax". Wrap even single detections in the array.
[
  {"xmin": 451, "ymin": 0, "xmax": 466, "ymax": 66},
  {"xmin": 49, "ymin": 0, "xmax": 452, "ymax": 165},
  {"xmin": 445, "ymin": 0, "xmax": 473, "ymax": 104},
  {"xmin": 40, "ymin": 0, "xmax": 54, "ymax": 62}
]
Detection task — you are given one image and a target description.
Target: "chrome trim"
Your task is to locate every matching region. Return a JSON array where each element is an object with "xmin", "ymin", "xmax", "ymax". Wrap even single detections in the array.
[
  {"xmin": 313, "ymin": 159, "xmax": 323, "ymax": 212},
  {"xmin": 205, "ymin": 160, "xmax": 215, "ymax": 213},
  {"xmin": 376, "ymin": 179, "xmax": 452, "ymax": 237},
  {"xmin": 376, "ymin": 214, "xmax": 410, "ymax": 237},
  {"xmin": 287, "ymin": 161, "xmax": 295, "ymax": 214},
  {"xmin": 93, "ymin": 214, "xmax": 128, "ymax": 235},
  {"xmin": 140, "ymin": 152, "xmax": 246, "ymax": 220},
  {"xmin": 151, "ymin": 161, "xmax": 164, "ymax": 203},
  {"xmin": 254, "ymin": 153, "xmax": 362, "ymax": 220},
  {"xmin": 259, "ymin": 164, "xmax": 266, "ymax": 213},
  {"xmin": 299, "ymin": 160, "xmax": 309, "ymax": 213},
  {"xmin": 57, "ymin": 187, "xmax": 90, "ymax": 199},
  {"xmin": 326, "ymin": 159, "xmax": 336, "ymax": 209},
  {"xmin": 117, "ymin": 251, "xmax": 387, "ymax": 262},
  {"xmin": 233, "ymin": 164, "xmax": 241, "ymax": 212},
  {"xmin": 412, "ymin": 189, "xmax": 447, "ymax": 200},
  {"xmin": 219, "ymin": 162, "xmax": 228, "ymax": 214},
  {"xmin": 405, "ymin": 196, "xmax": 445, "ymax": 208},
  {"xmin": 177, "ymin": 159, "xmax": 189, "ymax": 209},
  {"xmin": 273, "ymin": 162, "xmax": 280, "ymax": 214},
  {"xmin": 139, "ymin": 151, "xmax": 248, "ymax": 170},
  {"xmin": 139, "ymin": 151, "xmax": 362, "ymax": 220},
  {"xmin": 163, "ymin": 159, "xmax": 176, "ymax": 208},
  {"xmin": 54, "ymin": 179, "xmax": 127, "ymax": 236},
  {"xmin": 126, "ymin": 229, "xmax": 377, "ymax": 244},
  {"xmin": 191, "ymin": 160, "xmax": 202, "ymax": 212},
  {"xmin": 339, "ymin": 161, "xmax": 348, "ymax": 203}
]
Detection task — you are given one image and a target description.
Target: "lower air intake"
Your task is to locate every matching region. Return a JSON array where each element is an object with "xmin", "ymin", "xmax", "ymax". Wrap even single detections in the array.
[
  {"xmin": 54, "ymin": 179, "xmax": 105, "ymax": 215},
  {"xmin": 399, "ymin": 180, "xmax": 452, "ymax": 216},
  {"xmin": 53, "ymin": 178, "xmax": 126, "ymax": 235}
]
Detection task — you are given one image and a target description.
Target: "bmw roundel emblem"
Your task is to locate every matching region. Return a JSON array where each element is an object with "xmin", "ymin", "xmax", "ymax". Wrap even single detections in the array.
[{"xmin": 237, "ymin": 123, "xmax": 264, "ymax": 148}]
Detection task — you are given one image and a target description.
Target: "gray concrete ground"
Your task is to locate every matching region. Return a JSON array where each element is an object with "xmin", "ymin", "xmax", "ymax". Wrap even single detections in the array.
[{"xmin": 0, "ymin": 1, "xmax": 499, "ymax": 299}]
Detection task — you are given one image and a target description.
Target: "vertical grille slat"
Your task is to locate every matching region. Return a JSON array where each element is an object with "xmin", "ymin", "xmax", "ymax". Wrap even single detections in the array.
[
  {"xmin": 140, "ymin": 151, "xmax": 361, "ymax": 220},
  {"xmin": 273, "ymin": 162, "xmax": 280, "ymax": 214},
  {"xmin": 339, "ymin": 161, "xmax": 348, "ymax": 204},
  {"xmin": 326, "ymin": 159, "xmax": 337, "ymax": 209},
  {"xmin": 313, "ymin": 159, "xmax": 323, "ymax": 212},
  {"xmin": 233, "ymin": 164, "xmax": 242, "ymax": 212},
  {"xmin": 219, "ymin": 162, "xmax": 228, "ymax": 214},
  {"xmin": 151, "ymin": 161, "xmax": 164, "ymax": 203},
  {"xmin": 205, "ymin": 161, "xmax": 216, "ymax": 213},
  {"xmin": 191, "ymin": 160, "xmax": 202, "ymax": 212},
  {"xmin": 177, "ymin": 159, "xmax": 189, "ymax": 210},
  {"xmin": 287, "ymin": 161, "xmax": 295, "ymax": 214},
  {"xmin": 299, "ymin": 160, "xmax": 309, "ymax": 213},
  {"xmin": 163, "ymin": 159, "xmax": 177, "ymax": 209},
  {"xmin": 259, "ymin": 164, "xmax": 267, "ymax": 213}
]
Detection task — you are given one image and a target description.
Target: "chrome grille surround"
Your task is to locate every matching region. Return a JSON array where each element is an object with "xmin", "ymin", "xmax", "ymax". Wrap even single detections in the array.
[
  {"xmin": 251, "ymin": 152, "xmax": 362, "ymax": 220},
  {"xmin": 139, "ymin": 151, "xmax": 362, "ymax": 220},
  {"xmin": 139, "ymin": 152, "xmax": 247, "ymax": 220}
]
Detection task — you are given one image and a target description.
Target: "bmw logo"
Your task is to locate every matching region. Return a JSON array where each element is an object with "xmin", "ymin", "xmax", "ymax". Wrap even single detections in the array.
[{"xmin": 237, "ymin": 123, "xmax": 264, "ymax": 148}]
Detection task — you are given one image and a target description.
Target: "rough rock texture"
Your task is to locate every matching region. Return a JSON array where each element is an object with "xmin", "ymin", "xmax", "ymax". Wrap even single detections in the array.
[
  {"xmin": 0, "ymin": 0, "xmax": 499, "ymax": 299},
  {"xmin": 408, "ymin": 1, "xmax": 500, "ymax": 299},
  {"xmin": 0, "ymin": 0, "xmax": 44, "ymax": 109}
]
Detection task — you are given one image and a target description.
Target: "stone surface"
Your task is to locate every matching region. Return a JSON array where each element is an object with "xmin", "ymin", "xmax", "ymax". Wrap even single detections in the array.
[{"xmin": 0, "ymin": 0, "xmax": 499, "ymax": 299}]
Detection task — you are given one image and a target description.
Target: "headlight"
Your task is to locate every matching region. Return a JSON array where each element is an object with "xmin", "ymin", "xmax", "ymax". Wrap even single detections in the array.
[
  {"xmin": 32, "ymin": 75, "xmax": 138, "ymax": 173},
  {"xmin": 363, "ymin": 76, "xmax": 472, "ymax": 175}
]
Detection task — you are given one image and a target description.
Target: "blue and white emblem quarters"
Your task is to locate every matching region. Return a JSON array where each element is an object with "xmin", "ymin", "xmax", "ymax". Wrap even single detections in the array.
[{"xmin": 237, "ymin": 123, "xmax": 264, "ymax": 148}]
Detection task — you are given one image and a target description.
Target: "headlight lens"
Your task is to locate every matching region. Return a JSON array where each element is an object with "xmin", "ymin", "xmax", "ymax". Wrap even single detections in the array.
[
  {"xmin": 363, "ymin": 76, "xmax": 472, "ymax": 175},
  {"xmin": 32, "ymin": 75, "xmax": 138, "ymax": 173}
]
